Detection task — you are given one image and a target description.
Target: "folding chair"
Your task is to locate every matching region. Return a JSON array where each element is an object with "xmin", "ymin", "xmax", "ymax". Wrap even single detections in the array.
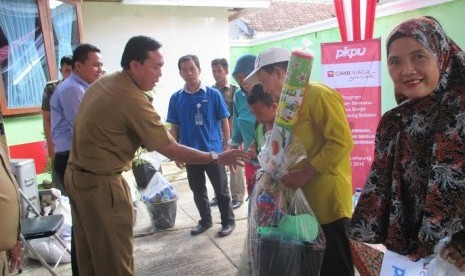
[{"xmin": 18, "ymin": 189, "xmax": 71, "ymax": 276}]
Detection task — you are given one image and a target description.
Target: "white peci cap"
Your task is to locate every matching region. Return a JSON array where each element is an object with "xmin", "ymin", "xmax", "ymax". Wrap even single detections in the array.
[{"xmin": 244, "ymin": 47, "xmax": 291, "ymax": 85}]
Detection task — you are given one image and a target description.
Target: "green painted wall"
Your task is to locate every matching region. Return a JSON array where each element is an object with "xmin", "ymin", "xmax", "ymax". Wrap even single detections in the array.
[
  {"xmin": 231, "ymin": 0, "xmax": 465, "ymax": 114},
  {"xmin": 3, "ymin": 114, "xmax": 48, "ymax": 182},
  {"xmin": 4, "ymin": 115, "xmax": 44, "ymax": 145}
]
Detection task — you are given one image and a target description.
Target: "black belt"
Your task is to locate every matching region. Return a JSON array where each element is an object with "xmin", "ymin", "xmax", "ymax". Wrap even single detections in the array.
[
  {"xmin": 71, "ymin": 165, "xmax": 122, "ymax": 176},
  {"xmin": 55, "ymin": 151, "xmax": 70, "ymax": 156}
]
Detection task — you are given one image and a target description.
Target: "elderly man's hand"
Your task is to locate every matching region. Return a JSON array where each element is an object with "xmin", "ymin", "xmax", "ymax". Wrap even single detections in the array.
[
  {"xmin": 280, "ymin": 165, "xmax": 317, "ymax": 190},
  {"xmin": 7, "ymin": 241, "xmax": 23, "ymax": 274}
]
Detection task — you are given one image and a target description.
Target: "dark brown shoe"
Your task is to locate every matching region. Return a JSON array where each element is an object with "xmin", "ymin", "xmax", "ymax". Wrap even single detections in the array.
[
  {"xmin": 218, "ymin": 223, "xmax": 235, "ymax": 237},
  {"xmin": 190, "ymin": 223, "xmax": 212, "ymax": 236},
  {"xmin": 209, "ymin": 197, "xmax": 218, "ymax": 206}
]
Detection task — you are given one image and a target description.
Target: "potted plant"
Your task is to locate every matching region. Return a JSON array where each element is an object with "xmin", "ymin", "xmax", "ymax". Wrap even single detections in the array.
[{"xmin": 132, "ymin": 147, "xmax": 158, "ymax": 189}]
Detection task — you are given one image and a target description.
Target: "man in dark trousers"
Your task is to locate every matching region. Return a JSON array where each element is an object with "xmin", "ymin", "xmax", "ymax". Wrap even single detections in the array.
[
  {"xmin": 65, "ymin": 36, "xmax": 247, "ymax": 276},
  {"xmin": 41, "ymin": 55, "xmax": 72, "ymax": 193},
  {"xmin": 168, "ymin": 55, "xmax": 236, "ymax": 238},
  {"xmin": 50, "ymin": 44, "xmax": 104, "ymax": 276}
]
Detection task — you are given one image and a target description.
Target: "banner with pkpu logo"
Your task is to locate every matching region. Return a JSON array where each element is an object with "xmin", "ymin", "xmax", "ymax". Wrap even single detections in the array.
[{"xmin": 321, "ymin": 39, "xmax": 381, "ymax": 192}]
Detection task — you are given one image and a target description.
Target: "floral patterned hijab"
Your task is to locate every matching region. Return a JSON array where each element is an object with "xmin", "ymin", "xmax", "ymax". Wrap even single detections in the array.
[{"xmin": 350, "ymin": 16, "xmax": 465, "ymax": 259}]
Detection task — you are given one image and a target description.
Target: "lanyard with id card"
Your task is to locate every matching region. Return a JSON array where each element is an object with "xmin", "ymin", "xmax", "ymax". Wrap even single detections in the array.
[{"xmin": 195, "ymin": 103, "xmax": 203, "ymax": 126}]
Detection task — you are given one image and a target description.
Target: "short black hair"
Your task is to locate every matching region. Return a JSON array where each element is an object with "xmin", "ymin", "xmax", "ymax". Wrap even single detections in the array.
[
  {"xmin": 178, "ymin": 55, "xmax": 200, "ymax": 71},
  {"xmin": 72, "ymin": 44, "xmax": 100, "ymax": 68},
  {"xmin": 60, "ymin": 55, "xmax": 72, "ymax": 67},
  {"xmin": 247, "ymin": 84, "xmax": 275, "ymax": 106},
  {"xmin": 261, "ymin": 61, "xmax": 289, "ymax": 74},
  {"xmin": 120, "ymin": 36, "xmax": 162, "ymax": 70},
  {"xmin": 211, "ymin": 58, "xmax": 228, "ymax": 70}
]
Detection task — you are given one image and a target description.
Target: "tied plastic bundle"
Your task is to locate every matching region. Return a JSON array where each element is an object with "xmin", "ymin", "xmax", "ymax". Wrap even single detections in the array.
[
  {"xmin": 239, "ymin": 182, "xmax": 326, "ymax": 276},
  {"xmin": 141, "ymin": 171, "xmax": 178, "ymax": 203},
  {"xmin": 142, "ymin": 172, "xmax": 179, "ymax": 229},
  {"xmin": 238, "ymin": 51, "xmax": 326, "ymax": 276}
]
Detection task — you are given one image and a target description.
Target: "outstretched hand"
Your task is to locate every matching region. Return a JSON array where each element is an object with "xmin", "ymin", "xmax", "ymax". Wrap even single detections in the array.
[
  {"xmin": 7, "ymin": 241, "xmax": 23, "ymax": 274},
  {"xmin": 174, "ymin": 160, "xmax": 185, "ymax": 169},
  {"xmin": 219, "ymin": 149, "xmax": 249, "ymax": 166},
  {"xmin": 442, "ymin": 242, "xmax": 465, "ymax": 272}
]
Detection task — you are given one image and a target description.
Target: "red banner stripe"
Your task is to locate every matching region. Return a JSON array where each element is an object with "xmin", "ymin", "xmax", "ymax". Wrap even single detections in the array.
[
  {"xmin": 365, "ymin": 0, "xmax": 377, "ymax": 39},
  {"xmin": 334, "ymin": 0, "xmax": 376, "ymax": 41},
  {"xmin": 334, "ymin": 0, "xmax": 348, "ymax": 42},
  {"xmin": 351, "ymin": 0, "xmax": 361, "ymax": 40}
]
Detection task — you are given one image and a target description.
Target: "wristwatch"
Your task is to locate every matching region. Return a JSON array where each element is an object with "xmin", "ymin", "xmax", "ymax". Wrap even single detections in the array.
[{"xmin": 210, "ymin": 151, "xmax": 218, "ymax": 163}]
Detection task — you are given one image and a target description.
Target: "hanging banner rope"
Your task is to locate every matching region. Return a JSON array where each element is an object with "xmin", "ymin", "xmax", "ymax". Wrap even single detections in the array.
[
  {"xmin": 334, "ymin": 0, "xmax": 348, "ymax": 41},
  {"xmin": 333, "ymin": 0, "xmax": 377, "ymax": 41}
]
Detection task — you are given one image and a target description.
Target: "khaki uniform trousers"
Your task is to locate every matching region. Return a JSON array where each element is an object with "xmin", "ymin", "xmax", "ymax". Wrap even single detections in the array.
[
  {"xmin": 229, "ymin": 164, "xmax": 245, "ymax": 202},
  {"xmin": 65, "ymin": 168, "xmax": 134, "ymax": 276},
  {"xmin": 0, "ymin": 251, "xmax": 8, "ymax": 276}
]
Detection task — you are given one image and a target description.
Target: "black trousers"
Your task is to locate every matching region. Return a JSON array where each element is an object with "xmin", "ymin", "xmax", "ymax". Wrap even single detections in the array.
[
  {"xmin": 320, "ymin": 217, "xmax": 354, "ymax": 276},
  {"xmin": 186, "ymin": 163, "xmax": 235, "ymax": 227},
  {"xmin": 54, "ymin": 151, "xmax": 79, "ymax": 276},
  {"xmin": 53, "ymin": 151, "xmax": 70, "ymax": 197}
]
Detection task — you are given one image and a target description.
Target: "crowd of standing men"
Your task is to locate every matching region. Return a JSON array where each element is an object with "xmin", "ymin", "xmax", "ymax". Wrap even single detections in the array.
[
  {"xmin": 0, "ymin": 36, "xmax": 355, "ymax": 276},
  {"xmin": 2, "ymin": 14, "xmax": 465, "ymax": 276}
]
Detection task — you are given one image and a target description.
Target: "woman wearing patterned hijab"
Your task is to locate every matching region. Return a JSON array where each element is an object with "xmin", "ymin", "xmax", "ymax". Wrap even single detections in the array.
[{"xmin": 350, "ymin": 16, "xmax": 465, "ymax": 271}]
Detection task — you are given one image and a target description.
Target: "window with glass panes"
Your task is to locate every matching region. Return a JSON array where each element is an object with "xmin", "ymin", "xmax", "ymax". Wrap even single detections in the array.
[{"xmin": 0, "ymin": 0, "xmax": 82, "ymax": 115}]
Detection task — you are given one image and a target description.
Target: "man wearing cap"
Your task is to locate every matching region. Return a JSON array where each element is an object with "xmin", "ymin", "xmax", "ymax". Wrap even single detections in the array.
[
  {"xmin": 245, "ymin": 47, "xmax": 354, "ymax": 276},
  {"xmin": 231, "ymin": 54, "xmax": 258, "ymax": 197}
]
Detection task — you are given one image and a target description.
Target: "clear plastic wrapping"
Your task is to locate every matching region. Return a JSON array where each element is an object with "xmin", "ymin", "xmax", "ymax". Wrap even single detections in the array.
[
  {"xmin": 238, "ymin": 136, "xmax": 326, "ymax": 276},
  {"xmin": 142, "ymin": 172, "xmax": 178, "ymax": 229},
  {"xmin": 238, "ymin": 50, "xmax": 324, "ymax": 275},
  {"xmin": 425, "ymin": 237, "xmax": 465, "ymax": 276}
]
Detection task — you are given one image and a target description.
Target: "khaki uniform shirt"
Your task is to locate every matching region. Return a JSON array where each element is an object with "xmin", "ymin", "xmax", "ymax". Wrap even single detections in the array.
[
  {"xmin": 0, "ymin": 121, "xmax": 20, "ymax": 252},
  {"xmin": 41, "ymin": 80, "xmax": 61, "ymax": 111},
  {"xmin": 213, "ymin": 83, "xmax": 237, "ymax": 118},
  {"xmin": 68, "ymin": 71, "xmax": 174, "ymax": 175}
]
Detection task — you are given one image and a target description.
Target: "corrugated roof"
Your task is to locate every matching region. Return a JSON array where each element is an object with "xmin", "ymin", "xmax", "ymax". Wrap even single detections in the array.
[
  {"xmin": 241, "ymin": 0, "xmax": 402, "ymax": 33},
  {"xmin": 243, "ymin": 1, "xmax": 335, "ymax": 32}
]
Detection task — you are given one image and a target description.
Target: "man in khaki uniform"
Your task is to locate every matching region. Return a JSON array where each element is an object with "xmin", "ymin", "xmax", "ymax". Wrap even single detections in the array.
[
  {"xmin": 0, "ymin": 120, "xmax": 23, "ymax": 275},
  {"xmin": 65, "ymin": 36, "xmax": 247, "ymax": 276}
]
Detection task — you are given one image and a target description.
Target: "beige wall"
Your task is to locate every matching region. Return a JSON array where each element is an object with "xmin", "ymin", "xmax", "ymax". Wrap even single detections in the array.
[{"xmin": 81, "ymin": 3, "xmax": 231, "ymax": 120}]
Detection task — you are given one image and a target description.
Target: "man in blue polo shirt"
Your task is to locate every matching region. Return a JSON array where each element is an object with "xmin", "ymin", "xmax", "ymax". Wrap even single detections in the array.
[{"xmin": 167, "ymin": 54, "xmax": 235, "ymax": 237}]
